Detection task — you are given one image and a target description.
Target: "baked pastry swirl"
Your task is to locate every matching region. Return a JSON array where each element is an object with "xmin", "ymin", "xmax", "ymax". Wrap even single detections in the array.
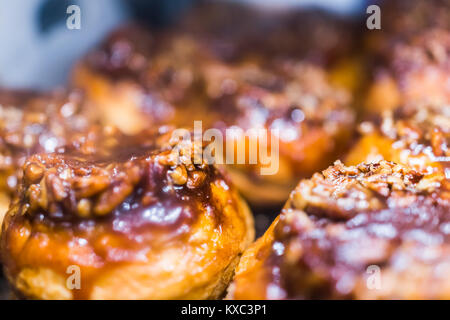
[
  {"xmin": 1, "ymin": 127, "xmax": 254, "ymax": 299},
  {"xmin": 0, "ymin": 89, "xmax": 94, "ymax": 232},
  {"xmin": 228, "ymin": 160, "xmax": 450, "ymax": 299}
]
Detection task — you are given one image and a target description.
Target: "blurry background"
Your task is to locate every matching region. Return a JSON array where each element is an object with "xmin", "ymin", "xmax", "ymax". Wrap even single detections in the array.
[{"xmin": 0, "ymin": 0, "xmax": 365, "ymax": 89}]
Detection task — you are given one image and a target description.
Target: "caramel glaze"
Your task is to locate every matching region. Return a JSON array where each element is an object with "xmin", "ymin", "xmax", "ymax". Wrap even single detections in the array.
[
  {"xmin": 0, "ymin": 89, "xmax": 95, "ymax": 196},
  {"xmin": 231, "ymin": 161, "xmax": 450, "ymax": 299},
  {"xmin": 1, "ymin": 127, "xmax": 250, "ymax": 299},
  {"xmin": 72, "ymin": 15, "xmax": 356, "ymax": 205}
]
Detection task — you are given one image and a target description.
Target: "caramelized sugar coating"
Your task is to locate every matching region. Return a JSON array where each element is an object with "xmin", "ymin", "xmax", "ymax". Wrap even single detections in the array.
[
  {"xmin": 229, "ymin": 160, "xmax": 450, "ymax": 299},
  {"xmin": 346, "ymin": 101, "xmax": 449, "ymax": 177},
  {"xmin": 72, "ymin": 9, "xmax": 356, "ymax": 205},
  {"xmin": 0, "ymin": 89, "xmax": 95, "ymax": 230},
  {"xmin": 1, "ymin": 127, "xmax": 254, "ymax": 299}
]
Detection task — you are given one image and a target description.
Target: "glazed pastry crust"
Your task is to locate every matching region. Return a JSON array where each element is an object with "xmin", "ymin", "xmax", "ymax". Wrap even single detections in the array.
[
  {"xmin": 229, "ymin": 160, "xmax": 450, "ymax": 299},
  {"xmin": 1, "ymin": 128, "xmax": 254, "ymax": 299},
  {"xmin": 72, "ymin": 20, "xmax": 355, "ymax": 206}
]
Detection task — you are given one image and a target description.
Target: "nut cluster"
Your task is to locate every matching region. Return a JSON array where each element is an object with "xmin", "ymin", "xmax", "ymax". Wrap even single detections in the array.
[
  {"xmin": 288, "ymin": 160, "xmax": 447, "ymax": 219},
  {"xmin": 0, "ymin": 90, "xmax": 94, "ymax": 195},
  {"xmin": 19, "ymin": 128, "xmax": 215, "ymax": 220},
  {"xmin": 266, "ymin": 159, "xmax": 450, "ymax": 299}
]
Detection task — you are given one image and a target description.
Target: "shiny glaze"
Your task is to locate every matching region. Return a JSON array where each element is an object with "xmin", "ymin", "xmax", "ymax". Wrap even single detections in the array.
[
  {"xmin": 1, "ymin": 127, "xmax": 239, "ymax": 299},
  {"xmin": 263, "ymin": 161, "xmax": 450, "ymax": 299},
  {"xmin": 0, "ymin": 89, "xmax": 95, "ymax": 195},
  {"xmin": 76, "ymin": 17, "xmax": 356, "ymax": 192}
]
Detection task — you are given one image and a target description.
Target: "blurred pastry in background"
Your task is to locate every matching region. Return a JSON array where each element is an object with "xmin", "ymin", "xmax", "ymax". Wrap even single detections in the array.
[
  {"xmin": 0, "ymin": 89, "xmax": 95, "ymax": 232},
  {"xmin": 1, "ymin": 126, "xmax": 254, "ymax": 299},
  {"xmin": 348, "ymin": 0, "xmax": 449, "ymax": 176},
  {"xmin": 229, "ymin": 160, "xmax": 450, "ymax": 299},
  {"xmin": 72, "ymin": 3, "xmax": 358, "ymax": 133},
  {"xmin": 346, "ymin": 97, "xmax": 449, "ymax": 176},
  {"xmin": 199, "ymin": 59, "xmax": 355, "ymax": 206},
  {"xmin": 364, "ymin": 0, "xmax": 450, "ymax": 113},
  {"xmin": 348, "ymin": 26, "xmax": 449, "ymax": 176},
  {"xmin": 72, "ymin": 3, "xmax": 357, "ymax": 207},
  {"xmin": 72, "ymin": 24, "xmax": 209, "ymax": 135}
]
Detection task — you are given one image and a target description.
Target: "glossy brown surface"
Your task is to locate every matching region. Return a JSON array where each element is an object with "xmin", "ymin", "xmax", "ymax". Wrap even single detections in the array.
[
  {"xmin": 1, "ymin": 127, "xmax": 254, "ymax": 299},
  {"xmin": 230, "ymin": 160, "xmax": 450, "ymax": 299},
  {"xmin": 0, "ymin": 89, "xmax": 97, "ymax": 237},
  {"xmin": 0, "ymin": 89, "xmax": 95, "ymax": 196},
  {"xmin": 72, "ymin": 5, "xmax": 357, "ymax": 206}
]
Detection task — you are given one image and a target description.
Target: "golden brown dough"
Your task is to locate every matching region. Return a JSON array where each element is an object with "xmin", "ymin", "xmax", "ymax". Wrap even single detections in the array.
[
  {"xmin": 229, "ymin": 160, "xmax": 450, "ymax": 299},
  {"xmin": 1, "ymin": 126, "xmax": 254, "ymax": 299}
]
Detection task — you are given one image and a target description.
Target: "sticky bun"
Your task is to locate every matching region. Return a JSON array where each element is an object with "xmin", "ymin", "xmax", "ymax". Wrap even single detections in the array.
[
  {"xmin": 1, "ymin": 126, "xmax": 254, "ymax": 299},
  {"xmin": 71, "ymin": 8, "xmax": 356, "ymax": 134},
  {"xmin": 0, "ymin": 90, "xmax": 93, "ymax": 233},
  {"xmin": 199, "ymin": 60, "xmax": 354, "ymax": 205},
  {"xmin": 72, "ymin": 9, "xmax": 356, "ymax": 206},
  {"xmin": 229, "ymin": 160, "xmax": 450, "ymax": 299}
]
